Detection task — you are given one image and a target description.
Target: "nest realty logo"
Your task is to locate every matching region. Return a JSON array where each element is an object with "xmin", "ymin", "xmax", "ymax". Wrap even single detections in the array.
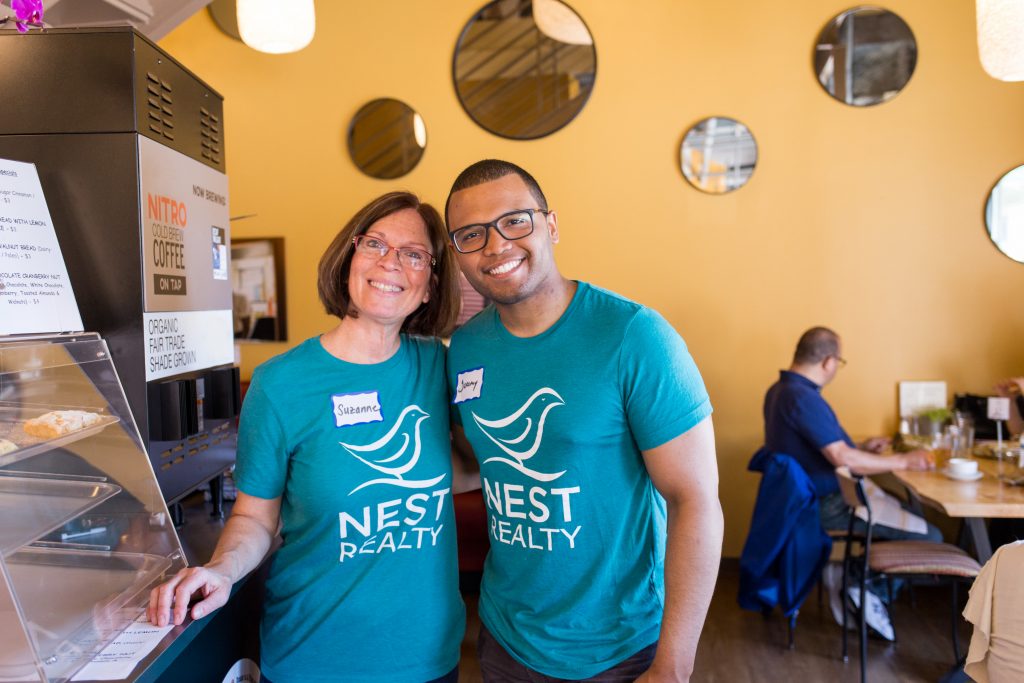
[
  {"xmin": 336, "ymin": 405, "xmax": 450, "ymax": 563},
  {"xmin": 340, "ymin": 405, "xmax": 446, "ymax": 494},
  {"xmin": 472, "ymin": 388, "xmax": 582, "ymax": 553},
  {"xmin": 472, "ymin": 387, "xmax": 566, "ymax": 482}
]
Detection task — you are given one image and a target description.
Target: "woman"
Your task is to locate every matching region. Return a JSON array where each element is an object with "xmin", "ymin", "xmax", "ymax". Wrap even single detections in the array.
[{"xmin": 148, "ymin": 192, "xmax": 467, "ymax": 683}]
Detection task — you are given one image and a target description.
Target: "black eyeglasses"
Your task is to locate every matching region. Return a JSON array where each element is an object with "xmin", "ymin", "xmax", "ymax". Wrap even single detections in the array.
[
  {"xmin": 352, "ymin": 235, "xmax": 435, "ymax": 271},
  {"xmin": 448, "ymin": 208, "xmax": 549, "ymax": 254}
]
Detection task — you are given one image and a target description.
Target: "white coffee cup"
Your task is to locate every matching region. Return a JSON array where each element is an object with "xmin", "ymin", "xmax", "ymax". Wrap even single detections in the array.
[{"xmin": 947, "ymin": 458, "xmax": 978, "ymax": 477}]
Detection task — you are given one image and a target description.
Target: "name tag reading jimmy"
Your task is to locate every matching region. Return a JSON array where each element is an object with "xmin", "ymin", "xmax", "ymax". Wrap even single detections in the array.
[
  {"xmin": 454, "ymin": 368, "xmax": 484, "ymax": 404},
  {"xmin": 988, "ymin": 396, "xmax": 1011, "ymax": 421},
  {"xmin": 332, "ymin": 391, "xmax": 383, "ymax": 427}
]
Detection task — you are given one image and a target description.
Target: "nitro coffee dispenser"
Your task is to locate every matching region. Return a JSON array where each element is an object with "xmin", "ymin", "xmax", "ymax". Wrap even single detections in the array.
[{"xmin": 0, "ymin": 27, "xmax": 241, "ymax": 506}]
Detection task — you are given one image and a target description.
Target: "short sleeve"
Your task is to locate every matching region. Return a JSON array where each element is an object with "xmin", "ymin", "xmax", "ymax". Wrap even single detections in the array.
[
  {"xmin": 620, "ymin": 308, "xmax": 712, "ymax": 451},
  {"xmin": 234, "ymin": 370, "xmax": 290, "ymax": 499},
  {"xmin": 788, "ymin": 392, "xmax": 848, "ymax": 450}
]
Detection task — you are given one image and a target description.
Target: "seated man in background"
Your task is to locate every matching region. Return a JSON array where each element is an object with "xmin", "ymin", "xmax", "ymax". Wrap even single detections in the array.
[{"xmin": 762, "ymin": 326, "xmax": 940, "ymax": 637}]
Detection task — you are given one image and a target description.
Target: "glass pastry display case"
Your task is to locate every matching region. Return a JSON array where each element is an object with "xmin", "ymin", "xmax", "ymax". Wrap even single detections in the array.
[{"xmin": 0, "ymin": 333, "xmax": 186, "ymax": 683}]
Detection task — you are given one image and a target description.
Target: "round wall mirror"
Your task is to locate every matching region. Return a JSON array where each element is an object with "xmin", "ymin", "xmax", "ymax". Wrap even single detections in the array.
[
  {"xmin": 680, "ymin": 117, "xmax": 758, "ymax": 194},
  {"xmin": 453, "ymin": 0, "xmax": 597, "ymax": 140},
  {"xmin": 813, "ymin": 6, "xmax": 917, "ymax": 107},
  {"xmin": 347, "ymin": 98, "xmax": 427, "ymax": 180},
  {"xmin": 986, "ymin": 165, "xmax": 1024, "ymax": 263}
]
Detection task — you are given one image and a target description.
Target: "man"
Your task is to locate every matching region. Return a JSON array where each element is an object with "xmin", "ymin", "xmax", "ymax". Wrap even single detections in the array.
[
  {"xmin": 762, "ymin": 326, "xmax": 940, "ymax": 637},
  {"xmin": 445, "ymin": 159, "xmax": 722, "ymax": 682}
]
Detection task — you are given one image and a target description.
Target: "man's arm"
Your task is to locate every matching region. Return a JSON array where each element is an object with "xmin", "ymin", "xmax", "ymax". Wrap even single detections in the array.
[
  {"xmin": 636, "ymin": 416, "xmax": 722, "ymax": 683},
  {"xmin": 821, "ymin": 440, "xmax": 931, "ymax": 474}
]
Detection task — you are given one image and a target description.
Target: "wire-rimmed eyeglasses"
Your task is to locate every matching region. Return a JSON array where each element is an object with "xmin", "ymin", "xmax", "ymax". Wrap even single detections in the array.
[
  {"xmin": 448, "ymin": 208, "xmax": 549, "ymax": 254},
  {"xmin": 352, "ymin": 235, "xmax": 435, "ymax": 271}
]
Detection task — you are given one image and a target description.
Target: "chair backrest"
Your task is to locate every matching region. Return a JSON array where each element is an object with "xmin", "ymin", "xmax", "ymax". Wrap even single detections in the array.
[{"xmin": 835, "ymin": 466, "xmax": 869, "ymax": 512}]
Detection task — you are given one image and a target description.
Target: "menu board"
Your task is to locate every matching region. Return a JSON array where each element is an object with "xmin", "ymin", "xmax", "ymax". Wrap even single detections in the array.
[{"xmin": 0, "ymin": 158, "xmax": 83, "ymax": 335}]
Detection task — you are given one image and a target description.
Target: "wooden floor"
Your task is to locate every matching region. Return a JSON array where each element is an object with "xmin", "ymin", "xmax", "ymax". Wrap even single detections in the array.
[{"xmin": 457, "ymin": 562, "xmax": 971, "ymax": 682}]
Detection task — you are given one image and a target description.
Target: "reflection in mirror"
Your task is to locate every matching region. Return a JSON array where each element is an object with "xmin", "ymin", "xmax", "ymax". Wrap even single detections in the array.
[
  {"xmin": 231, "ymin": 238, "xmax": 288, "ymax": 342},
  {"xmin": 453, "ymin": 0, "xmax": 597, "ymax": 140},
  {"xmin": 814, "ymin": 7, "xmax": 916, "ymax": 107},
  {"xmin": 680, "ymin": 117, "xmax": 757, "ymax": 194},
  {"xmin": 347, "ymin": 98, "xmax": 427, "ymax": 180},
  {"xmin": 986, "ymin": 165, "xmax": 1024, "ymax": 263}
]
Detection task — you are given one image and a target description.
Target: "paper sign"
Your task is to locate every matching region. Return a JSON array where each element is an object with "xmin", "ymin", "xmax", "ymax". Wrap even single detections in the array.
[
  {"xmin": 988, "ymin": 396, "xmax": 1011, "ymax": 421},
  {"xmin": 0, "ymin": 158, "xmax": 84, "ymax": 335},
  {"xmin": 144, "ymin": 310, "xmax": 234, "ymax": 381}
]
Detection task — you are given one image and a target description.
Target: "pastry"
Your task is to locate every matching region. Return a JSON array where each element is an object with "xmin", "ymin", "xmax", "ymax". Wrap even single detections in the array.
[
  {"xmin": 0, "ymin": 438, "xmax": 17, "ymax": 455},
  {"xmin": 23, "ymin": 410, "xmax": 102, "ymax": 439}
]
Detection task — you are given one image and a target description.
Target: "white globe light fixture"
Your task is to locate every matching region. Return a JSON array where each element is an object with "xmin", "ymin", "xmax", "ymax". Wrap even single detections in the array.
[
  {"xmin": 977, "ymin": 0, "xmax": 1024, "ymax": 81},
  {"xmin": 237, "ymin": 0, "xmax": 316, "ymax": 55}
]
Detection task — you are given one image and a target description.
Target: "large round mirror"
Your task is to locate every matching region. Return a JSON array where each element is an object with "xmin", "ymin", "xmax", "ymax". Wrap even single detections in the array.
[
  {"xmin": 680, "ymin": 117, "xmax": 758, "ymax": 194},
  {"xmin": 813, "ymin": 6, "xmax": 917, "ymax": 107},
  {"xmin": 986, "ymin": 165, "xmax": 1024, "ymax": 263},
  {"xmin": 347, "ymin": 98, "xmax": 427, "ymax": 180},
  {"xmin": 453, "ymin": 0, "xmax": 597, "ymax": 140}
]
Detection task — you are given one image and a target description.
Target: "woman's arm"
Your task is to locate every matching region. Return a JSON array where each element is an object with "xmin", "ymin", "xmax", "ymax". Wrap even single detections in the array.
[{"xmin": 147, "ymin": 491, "xmax": 280, "ymax": 626}]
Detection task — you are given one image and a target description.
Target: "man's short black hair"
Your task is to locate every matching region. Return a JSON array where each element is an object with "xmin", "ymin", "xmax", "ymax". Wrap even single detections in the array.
[
  {"xmin": 794, "ymin": 326, "xmax": 840, "ymax": 365},
  {"xmin": 445, "ymin": 159, "xmax": 548, "ymax": 227}
]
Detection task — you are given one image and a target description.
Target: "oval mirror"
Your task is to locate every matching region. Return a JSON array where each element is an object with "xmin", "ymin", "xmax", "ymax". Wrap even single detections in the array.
[
  {"xmin": 347, "ymin": 98, "xmax": 427, "ymax": 180},
  {"xmin": 814, "ymin": 6, "xmax": 917, "ymax": 107},
  {"xmin": 453, "ymin": 0, "xmax": 597, "ymax": 140},
  {"xmin": 986, "ymin": 165, "xmax": 1024, "ymax": 263},
  {"xmin": 680, "ymin": 117, "xmax": 758, "ymax": 194}
]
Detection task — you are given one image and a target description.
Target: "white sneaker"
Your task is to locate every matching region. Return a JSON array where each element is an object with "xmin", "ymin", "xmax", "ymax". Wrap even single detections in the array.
[
  {"xmin": 822, "ymin": 564, "xmax": 857, "ymax": 631},
  {"xmin": 847, "ymin": 586, "xmax": 895, "ymax": 641}
]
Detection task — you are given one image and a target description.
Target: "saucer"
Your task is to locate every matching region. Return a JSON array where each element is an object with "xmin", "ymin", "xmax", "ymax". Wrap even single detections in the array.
[{"xmin": 942, "ymin": 468, "xmax": 983, "ymax": 482}]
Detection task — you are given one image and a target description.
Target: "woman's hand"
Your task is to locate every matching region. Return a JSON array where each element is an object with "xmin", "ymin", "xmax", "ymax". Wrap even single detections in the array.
[
  {"xmin": 995, "ymin": 377, "xmax": 1024, "ymax": 397},
  {"xmin": 147, "ymin": 564, "xmax": 232, "ymax": 627}
]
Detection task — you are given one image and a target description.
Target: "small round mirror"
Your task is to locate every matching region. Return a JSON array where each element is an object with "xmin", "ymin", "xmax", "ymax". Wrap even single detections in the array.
[
  {"xmin": 986, "ymin": 165, "xmax": 1024, "ymax": 263},
  {"xmin": 680, "ymin": 117, "xmax": 758, "ymax": 194},
  {"xmin": 347, "ymin": 98, "xmax": 427, "ymax": 180},
  {"xmin": 814, "ymin": 6, "xmax": 917, "ymax": 107},
  {"xmin": 453, "ymin": 0, "xmax": 597, "ymax": 140}
]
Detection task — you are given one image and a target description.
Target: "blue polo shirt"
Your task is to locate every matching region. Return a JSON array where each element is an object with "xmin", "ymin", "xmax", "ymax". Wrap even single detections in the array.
[{"xmin": 763, "ymin": 370, "xmax": 854, "ymax": 497}]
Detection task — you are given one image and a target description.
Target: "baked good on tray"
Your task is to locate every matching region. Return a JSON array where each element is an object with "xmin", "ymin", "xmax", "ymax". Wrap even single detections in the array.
[
  {"xmin": 23, "ymin": 410, "xmax": 103, "ymax": 439},
  {"xmin": 0, "ymin": 438, "xmax": 17, "ymax": 455}
]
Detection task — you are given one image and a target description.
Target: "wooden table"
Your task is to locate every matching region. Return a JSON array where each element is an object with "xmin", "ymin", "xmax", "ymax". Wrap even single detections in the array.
[{"xmin": 893, "ymin": 458, "xmax": 1024, "ymax": 563}]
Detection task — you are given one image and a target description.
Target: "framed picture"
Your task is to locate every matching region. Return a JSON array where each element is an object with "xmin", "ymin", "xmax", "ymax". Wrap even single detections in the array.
[{"xmin": 231, "ymin": 238, "xmax": 287, "ymax": 342}]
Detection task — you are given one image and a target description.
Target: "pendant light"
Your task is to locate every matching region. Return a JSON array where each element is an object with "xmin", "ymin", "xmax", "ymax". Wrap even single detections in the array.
[
  {"xmin": 977, "ymin": 0, "xmax": 1024, "ymax": 81},
  {"xmin": 237, "ymin": 0, "xmax": 315, "ymax": 55}
]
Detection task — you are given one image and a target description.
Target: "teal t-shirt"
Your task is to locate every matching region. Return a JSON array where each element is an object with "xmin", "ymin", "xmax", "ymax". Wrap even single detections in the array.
[
  {"xmin": 236, "ymin": 335, "xmax": 465, "ymax": 683},
  {"xmin": 447, "ymin": 282, "xmax": 712, "ymax": 679}
]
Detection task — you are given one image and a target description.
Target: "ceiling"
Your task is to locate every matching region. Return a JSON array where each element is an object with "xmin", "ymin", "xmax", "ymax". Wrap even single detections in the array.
[{"xmin": 30, "ymin": 0, "xmax": 210, "ymax": 41}]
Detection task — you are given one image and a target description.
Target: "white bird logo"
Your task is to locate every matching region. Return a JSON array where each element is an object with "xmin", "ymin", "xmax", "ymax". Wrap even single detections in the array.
[
  {"xmin": 472, "ymin": 388, "xmax": 566, "ymax": 482},
  {"xmin": 341, "ymin": 405, "xmax": 446, "ymax": 494}
]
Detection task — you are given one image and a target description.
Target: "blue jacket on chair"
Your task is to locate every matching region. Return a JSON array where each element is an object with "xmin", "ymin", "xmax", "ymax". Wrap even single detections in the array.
[{"xmin": 738, "ymin": 448, "xmax": 833, "ymax": 617}]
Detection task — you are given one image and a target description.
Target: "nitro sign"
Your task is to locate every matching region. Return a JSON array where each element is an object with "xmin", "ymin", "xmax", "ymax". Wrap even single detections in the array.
[{"xmin": 148, "ymin": 193, "xmax": 187, "ymax": 273}]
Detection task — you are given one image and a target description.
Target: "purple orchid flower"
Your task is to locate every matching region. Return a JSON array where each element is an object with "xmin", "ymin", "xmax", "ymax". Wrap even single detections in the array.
[{"xmin": 12, "ymin": 0, "xmax": 44, "ymax": 33}]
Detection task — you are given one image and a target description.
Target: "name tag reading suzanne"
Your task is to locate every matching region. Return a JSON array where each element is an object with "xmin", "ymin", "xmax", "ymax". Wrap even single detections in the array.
[
  {"xmin": 454, "ymin": 368, "xmax": 484, "ymax": 404},
  {"xmin": 332, "ymin": 391, "xmax": 383, "ymax": 427}
]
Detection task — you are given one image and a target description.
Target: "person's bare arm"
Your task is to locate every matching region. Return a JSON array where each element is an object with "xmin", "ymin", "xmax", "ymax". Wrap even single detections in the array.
[
  {"xmin": 821, "ymin": 440, "xmax": 931, "ymax": 475},
  {"xmin": 147, "ymin": 492, "xmax": 280, "ymax": 626},
  {"xmin": 635, "ymin": 416, "xmax": 722, "ymax": 683},
  {"xmin": 451, "ymin": 424, "xmax": 481, "ymax": 493}
]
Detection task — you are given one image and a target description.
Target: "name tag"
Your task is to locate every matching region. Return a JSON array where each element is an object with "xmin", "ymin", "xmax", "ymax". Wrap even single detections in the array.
[
  {"xmin": 454, "ymin": 368, "xmax": 484, "ymax": 404},
  {"xmin": 332, "ymin": 391, "xmax": 383, "ymax": 427}
]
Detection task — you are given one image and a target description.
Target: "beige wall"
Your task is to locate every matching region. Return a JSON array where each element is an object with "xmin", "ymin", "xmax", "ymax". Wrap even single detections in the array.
[{"xmin": 161, "ymin": 0, "xmax": 1024, "ymax": 556}]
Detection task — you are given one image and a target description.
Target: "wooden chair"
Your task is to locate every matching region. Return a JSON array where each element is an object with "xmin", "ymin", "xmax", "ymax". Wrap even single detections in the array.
[{"xmin": 835, "ymin": 467, "xmax": 981, "ymax": 683}]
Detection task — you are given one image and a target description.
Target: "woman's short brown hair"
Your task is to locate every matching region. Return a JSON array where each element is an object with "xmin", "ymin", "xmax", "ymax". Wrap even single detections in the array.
[{"xmin": 317, "ymin": 191, "xmax": 461, "ymax": 337}]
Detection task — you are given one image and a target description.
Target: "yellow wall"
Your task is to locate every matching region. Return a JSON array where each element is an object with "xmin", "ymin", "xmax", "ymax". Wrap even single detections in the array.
[{"xmin": 161, "ymin": 0, "xmax": 1024, "ymax": 556}]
